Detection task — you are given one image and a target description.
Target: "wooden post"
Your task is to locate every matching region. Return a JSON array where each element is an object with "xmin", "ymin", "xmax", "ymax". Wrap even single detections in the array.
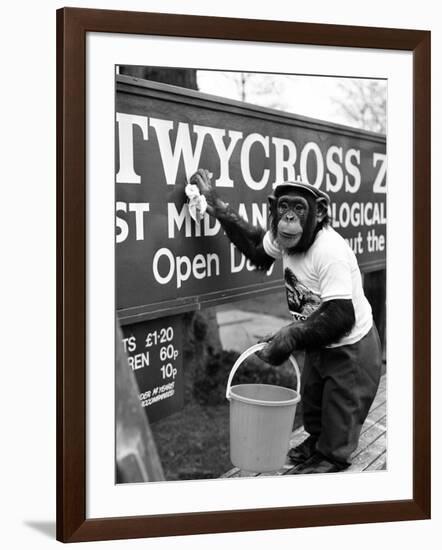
[{"xmin": 115, "ymin": 322, "xmax": 165, "ymax": 483}]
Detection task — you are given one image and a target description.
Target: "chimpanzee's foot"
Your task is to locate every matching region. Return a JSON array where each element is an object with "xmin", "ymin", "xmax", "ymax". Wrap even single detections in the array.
[
  {"xmin": 288, "ymin": 452, "xmax": 349, "ymax": 474},
  {"xmin": 287, "ymin": 435, "xmax": 318, "ymax": 465}
]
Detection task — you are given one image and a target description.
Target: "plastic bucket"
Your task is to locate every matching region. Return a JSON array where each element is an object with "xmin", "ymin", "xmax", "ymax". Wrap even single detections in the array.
[{"xmin": 226, "ymin": 343, "xmax": 301, "ymax": 473}]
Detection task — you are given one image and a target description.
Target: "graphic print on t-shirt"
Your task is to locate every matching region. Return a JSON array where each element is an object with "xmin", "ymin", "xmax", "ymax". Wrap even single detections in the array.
[{"xmin": 284, "ymin": 267, "xmax": 322, "ymax": 321}]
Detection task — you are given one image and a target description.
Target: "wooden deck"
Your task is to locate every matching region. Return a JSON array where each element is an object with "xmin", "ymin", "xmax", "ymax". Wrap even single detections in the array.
[{"xmin": 222, "ymin": 374, "xmax": 386, "ymax": 478}]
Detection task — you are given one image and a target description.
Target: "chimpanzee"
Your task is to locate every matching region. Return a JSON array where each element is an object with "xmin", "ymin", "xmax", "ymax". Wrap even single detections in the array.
[{"xmin": 190, "ymin": 168, "xmax": 382, "ymax": 474}]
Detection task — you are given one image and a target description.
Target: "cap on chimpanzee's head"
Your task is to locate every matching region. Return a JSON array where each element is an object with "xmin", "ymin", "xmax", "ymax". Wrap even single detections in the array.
[{"xmin": 272, "ymin": 179, "xmax": 331, "ymax": 205}]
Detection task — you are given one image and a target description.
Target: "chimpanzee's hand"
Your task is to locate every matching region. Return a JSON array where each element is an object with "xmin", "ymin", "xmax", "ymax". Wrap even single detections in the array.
[
  {"xmin": 256, "ymin": 324, "xmax": 297, "ymax": 366},
  {"xmin": 189, "ymin": 169, "xmax": 225, "ymax": 216}
]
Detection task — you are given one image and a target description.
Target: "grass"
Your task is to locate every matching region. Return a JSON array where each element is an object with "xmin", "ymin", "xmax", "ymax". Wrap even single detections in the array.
[{"xmin": 150, "ymin": 401, "xmax": 231, "ymax": 480}]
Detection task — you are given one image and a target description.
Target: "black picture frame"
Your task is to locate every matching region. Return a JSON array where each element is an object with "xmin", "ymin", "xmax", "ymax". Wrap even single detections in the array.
[{"xmin": 57, "ymin": 7, "xmax": 431, "ymax": 542}]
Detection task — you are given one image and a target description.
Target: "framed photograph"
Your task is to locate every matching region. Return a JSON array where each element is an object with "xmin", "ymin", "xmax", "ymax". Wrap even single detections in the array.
[{"xmin": 57, "ymin": 7, "xmax": 431, "ymax": 542}]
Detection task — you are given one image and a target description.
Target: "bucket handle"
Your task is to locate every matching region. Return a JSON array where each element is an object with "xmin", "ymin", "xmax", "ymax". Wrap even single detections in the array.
[{"xmin": 226, "ymin": 342, "xmax": 301, "ymax": 400}]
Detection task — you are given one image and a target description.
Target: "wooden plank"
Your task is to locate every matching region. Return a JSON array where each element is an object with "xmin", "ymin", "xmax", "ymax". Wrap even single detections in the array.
[
  {"xmin": 259, "ymin": 465, "xmax": 294, "ymax": 477},
  {"xmin": 115, "ymin": 324, "xmax": 164, "ymax": 483},
  {"xmin": 364, "ymin": 450, "xmax": 387, "ymax": 471},
  {"xmin": 348, "ymin": 433, "xmax": 387, "ymax": 471},
  {"xmin": 221, "ymin": 467, "xmax": 240, "ymax": 478},
  {"xmin": 236, "ymin": 470, "xmax": 260, "ymax": 478},
  {"xmin": 351, "ymin": 415, "xmax": 386, "ymax": 459},
  {"xmin": 369, "ymin": 386, "xmax": 386, "ymax": 409},
  {"xmin": 362, "ymin": 400, "xmax": 387, "ymax": 429},
  {"xmin": 221, "ymin": 468, "xmax": 260, "ymax": 479},
  {"xmin": 366, "ymin": 381, "xmax": 386, "ymax": 411},
  {"xmin": 377, "ymin": 374, "xmax": 387, "ymax": 393}
]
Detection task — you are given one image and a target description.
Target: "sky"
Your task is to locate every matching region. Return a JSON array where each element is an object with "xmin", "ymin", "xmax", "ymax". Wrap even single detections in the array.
[{"xmin": 197, "ymin": 70, "xmax": 386, "ymax": 131}]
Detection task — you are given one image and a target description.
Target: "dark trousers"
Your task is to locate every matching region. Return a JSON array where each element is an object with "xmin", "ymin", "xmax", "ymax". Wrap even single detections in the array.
[{"xmin": 301, "ymin": 325, "xmax": 382, "ymax": 467}]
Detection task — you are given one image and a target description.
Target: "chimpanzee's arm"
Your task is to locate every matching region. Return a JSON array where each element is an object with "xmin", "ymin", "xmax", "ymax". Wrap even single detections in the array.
[
  {"xmin": 214, "ymin": 202, "xmax": 275, "ymax": 271},
  {"xmin": 189, "ymin": 168, "xmax": 274, "ymax": 270},
  {"xmin": 258, "ymin": 299, "xmax": 356, "ymax": 365}
]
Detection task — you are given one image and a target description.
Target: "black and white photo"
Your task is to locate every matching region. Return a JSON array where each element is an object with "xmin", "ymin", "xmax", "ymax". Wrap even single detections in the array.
[{"xmin": 115, "ymin": 65, "xmax": 387, "ymax": 483}]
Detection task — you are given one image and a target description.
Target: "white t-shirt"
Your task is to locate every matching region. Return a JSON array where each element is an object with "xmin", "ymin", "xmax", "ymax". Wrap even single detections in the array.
[{"xmin": 263, "ymin": 226, "xmax": 373, "ymax": 347}]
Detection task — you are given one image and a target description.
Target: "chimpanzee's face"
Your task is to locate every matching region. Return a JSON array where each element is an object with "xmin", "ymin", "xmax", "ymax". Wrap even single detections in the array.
[
  {"xmin": 275, "ymin": 194, "xmax": 310, "ymax": 249},
  {"xmin": 269, "ymin": 189, "xmax": 327, "ymax": 254}
]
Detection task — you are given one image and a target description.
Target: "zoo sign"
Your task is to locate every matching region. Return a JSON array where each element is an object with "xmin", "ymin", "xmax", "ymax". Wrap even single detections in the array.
[{"xmin": 116, "ymin": 75, "xmax": 386, "ymax": 323}]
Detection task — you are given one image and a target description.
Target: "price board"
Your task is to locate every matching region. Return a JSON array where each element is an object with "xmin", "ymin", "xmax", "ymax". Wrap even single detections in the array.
[{"xmin": 120, "ymin": 314, "xmax": 184, "ymax": 422}]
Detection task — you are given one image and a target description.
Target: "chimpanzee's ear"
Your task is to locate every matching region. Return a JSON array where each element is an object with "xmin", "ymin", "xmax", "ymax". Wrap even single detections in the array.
[
  {"xmin": 315, "ymin": 197, "xmax": 329, "ymax": 221},
  {"xmin": 268, "ymin": 194, "xmax": 277, "ymax": 212}
]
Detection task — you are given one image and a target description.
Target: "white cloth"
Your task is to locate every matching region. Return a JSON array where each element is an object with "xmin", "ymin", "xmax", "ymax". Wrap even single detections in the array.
[
  {"xmin": 263, "ymin": 226, "xmax": 373, "ymax": 347},
  {"xmin": 185, "ymin": 183, "xmax": 207, "ymax": 222}
]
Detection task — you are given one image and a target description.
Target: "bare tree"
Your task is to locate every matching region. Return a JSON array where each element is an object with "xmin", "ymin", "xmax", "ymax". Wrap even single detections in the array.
[
  {"xmin": 333, "ymin": 80, "xmax": 386, "ymax": 133},
  {"xmin": 235, "ymin": 72, "xmax": 248, "ymax": 102},
  {"xmin": 213, "ymin": 71, "xmax": 287, "ymax": 110}
]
